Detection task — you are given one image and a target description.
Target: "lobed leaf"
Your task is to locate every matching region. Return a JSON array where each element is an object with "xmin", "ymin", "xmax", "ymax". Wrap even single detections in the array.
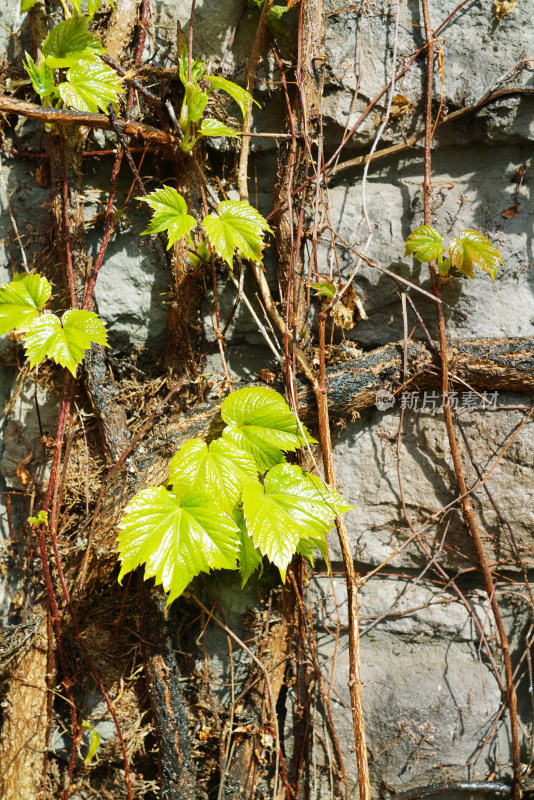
[
  {"xmin": 206, "ymin": 75, "xmax": 259, "ymax": 121},
  {"xmin": 168, "ymin": 438, "xmax": 258, "ymax": 517},
  {"xmin": 23, "ymin": 309, "xmax": 108, "ymax": 375},
  {"xmin": 404, "ymin": 225, "xmax": 444, "ymax": 263},
  {"xmin": 138, "ymin": 186, "xmax": 196, "ymax": 248},
  {"xmin": 221, "ymin": 386, "xmax": 315, "ymax": 471},
  {"xmin": 202, "ymin": 200, "xmax": 272, "ymax": 267},
  {"xmin": 447, "ymin": 229, "xmax": 504, "ymax": 280},
  {"xmin": 23, "ymin": 52, "xmax": 55, "ymax": 100},
  {"xmin": 42, "ymin": 17, "xmax": 105, "ymax": 69},
  {"xmin": 242, "ymin": 464, "xmax": 342, "ymax": 579},
  {"xmin": 311, "ymin": 280, "xmax": 335, "ymax": 299},
  {"xmin": 235, "ymin": 512, "xmax": 263, "ymax": 587},
  {"xmin": 58, "ymin": 57, "xmax": 121, "ymax": 113},
  {"xmin": 117, "ymin": 486, "xmax": 240, "ymax": 604},
  {"xmin": 0, "ymin": 272, "xmax": 51, "ymax": 335}
]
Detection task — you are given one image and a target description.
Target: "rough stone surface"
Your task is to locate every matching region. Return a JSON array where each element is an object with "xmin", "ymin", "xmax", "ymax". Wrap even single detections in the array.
[{"xmin": 330, "ymin": 393, "xmax": 534, "ymax": 571}]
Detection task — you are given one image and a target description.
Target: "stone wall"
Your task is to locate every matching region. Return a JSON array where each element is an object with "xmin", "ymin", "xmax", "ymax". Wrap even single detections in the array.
[{"xmin": 0, "ymin": 0, "xmax": 533, "ymax": 797}]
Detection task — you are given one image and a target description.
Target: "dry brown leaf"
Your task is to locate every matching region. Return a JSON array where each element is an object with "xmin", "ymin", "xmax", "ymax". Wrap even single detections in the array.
[
  {"xmin": 333, "ymin": 284, "xmax": 367, "ymax": 331},
  {"xmin": 494, "ymin": 0, "xmax": 516, "ymax": 20},
  {"xmin": 35, "ymin": 162, "xmax": 49, "ymax": 188},
  {"xmin": 501, "ymin": 203, "xmax": 519, "ymax": 219},
  {"xmin": 16, "ymin": 450, "xmax": 33, "ymax": 486},
  {"xmin": 390, "ymin": 93, "xmax": 413, "ymax": 120}
]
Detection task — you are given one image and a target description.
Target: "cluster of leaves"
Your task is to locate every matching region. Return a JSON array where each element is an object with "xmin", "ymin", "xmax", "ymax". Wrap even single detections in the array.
[
  {"xmin": 405, "ymin": 226, "xmax": 504, "ymax": 280},
  {"xmin": 118, "ymin": 387, "xmax": 352, "ymax": 604},
  {"xmin": 22, "ymin": 1, "xmax": 122, "ymax": 114},
  {"xmin": 176, "ymin": 46, "xmax": 258, "ymax": 152},
  {"xmin": 139, "ymin": 185, "xmax": 272, "ymax": 267},
  {"xmin": 0, "ymin": 273, "xmax": 108, "ymax": 376}
]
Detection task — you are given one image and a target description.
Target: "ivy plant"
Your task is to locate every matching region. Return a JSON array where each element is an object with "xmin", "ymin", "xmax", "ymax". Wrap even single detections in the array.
[
  {"xmin": 176, "ymin": 46, "xmax": 259, "ymax": 152},
  {"xmin": 118, "ymin": 386, "xmax": 352, "ymax": 603},
  {"xmin": 138, "ymin": 185, "xmax": 272, "ymax": 267},
  {"xmin": 405, "ymin": 225, "xmax": 504, "ymax": 280},
  {"xmin": 0, "ymin": 273, "xmax": 108, "ymax": 376},
  {"xmin": 22, "ymin": 4, "xmax": 121, "ymax": 113}
]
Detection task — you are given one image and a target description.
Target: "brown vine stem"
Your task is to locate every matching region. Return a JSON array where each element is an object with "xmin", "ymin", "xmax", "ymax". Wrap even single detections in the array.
[
  {"xmin": 237, "ymin": 0, "xmax": 274, "ymax": 199},
  {"xmin": 420, "ymin": 2, "xmax": 521, "ymax": 796}
]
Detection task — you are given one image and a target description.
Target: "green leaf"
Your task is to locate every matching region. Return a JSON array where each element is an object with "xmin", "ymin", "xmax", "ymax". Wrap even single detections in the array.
[
  {"xmin": 23, "ymin": 309, "xmax": 109, "ymax": 376},
  {"xmin": 221, "ymin": 387, "xmax": 315, "ymax": 471},
  {"xmin": 0, "ymin": 273, "xmax": 51, "ymax": 335},
  {"xmin": 236, "ymin": 512, "xmax": 263, "ymax": 587},
  {"xmin": 27, "ymin": 510, "xmax": 48, "ymax": 528},
  {"xmin": 198, "ymin": 117, "xmax": 240, "ymax": 139},
  {"xmin": 296, "ymin": 534, "xmax": 329, "ymax": 566},
  {"xmin": 242, "ymin": 464, "xmax": 342, "ymax": 579},
  {"xmin": 203, "ymin": 200, "xmax": 272, "ymax": 267},
  {"xmin": 82, "ymin": 720, "xmax": 101, "ymax": 764},
  {"xmin": 311, "ymin": 280, "xmax": 335, "ymax": 299},
  {"xmin": 21, "ymin": 0, "xmax": 38, "ymax": 10},
  {"xmin": 138, "ymin": 187, "xmax": 196, "ymax": 249},
  {"xmin": 117, "ymin": 486, "xmax": 240, "ymax": 604},
  {"xmin": 206, "ymin": 75, "xmax": 259, "ymax": 121},
  {"xmin": 447, "ymin": 229, "xmax": 504, "ymax": 280},
  {"xmin": 42, "ymin": 17, "xmax": 105, "ymax": 69},
  {"xmin": 178, "ymin": 45, "xmax": 206, "ymax": 86},
  {"xmin": 23, "ymin": 52, "xmax": 55, "ymax": 100},
  {"xmin": 57, "ymin": 57, "xmax": 121, "ymax": 113},
  {"xmin": 168, "ymin": 438, "xmax": 258, "ymax": 517},
  {"xmin": 404, "ymin": 225, "xmax": 444, "ymax": 263},
  {"xmin": 87, "ymin": 0, "xmax": 103, "ymax": 17}
]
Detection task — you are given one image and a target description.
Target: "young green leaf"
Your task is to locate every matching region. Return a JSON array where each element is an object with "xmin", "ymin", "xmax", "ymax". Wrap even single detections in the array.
[
  {"xmin": 138, "ymin": 187, "xmax": 196, "ymax": 249},
  {"xmin": 82, "ymin": 720, "xmax": 101, "ymax": 764},
  {"xmin": 27, "ymin": 510, "xmax": 48, "ymax": 528},
  {"xmin": 242, "ymin": 464, "xmax": 341, "ymax": 579},
  {"xmin": 178, "ymin": 46, "xmax": 206, "ymax": 86},
  {"xmin": 23, "ymin": 309, "xmax": 108, "ymax": 376},
  {"xmin": 404, "ymin": 225, "xmax": 445, "ymax": 263},
  {"xmin": 447, "ymin": 229, "xmax": 504, "ymax": 280},
  {"xmin": 23, "ymin": 53, "xmax": 55, "ymax": 100},
  {"xmin": 70, "ymin": 0, "xmax": 108, "ymax": 18},
  {"xmin": 221, "ymin": 386, "xmax": 315, "ymax": 471},
  {"xmin": 42, "ymin": 17, "xmax": 105, "ymax": 69},
  {"xmin": 198, "ymin": 117, "xmax": 240, "ymax": 139},
  {"xmin": 57, "ymin": 58, "xmax": 121, "ymax": 113},
  {"xmin": 311, "ymin": 280, "xmax": 336, "ymax": 299},
  {"xmin": 0, "ymin": 273, "xmax": 51, "ymax": 335},
  {"xmin": 21, "ymin": 0, "xmax": 38, "ymax": 10},
  {"xmin": 117, "ymin": 486, "xmax": 240, "ymax": 604},
  {"xmin": 203, "ymin": 200, "xmax": 272, "ymax": 267},
  {"xmin": 168, "ymin": 438, "xmax": 258, "ymax": 517},
  {"xmin": 206, "ymin": 75, "xmax": 259, "ymax": 121},
  {"xmin": 236, "ymin": 512, "xmax": 263, "ymax": 587}
]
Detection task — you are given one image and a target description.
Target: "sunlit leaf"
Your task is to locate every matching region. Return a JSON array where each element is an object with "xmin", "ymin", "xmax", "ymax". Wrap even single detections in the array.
[
  {"xmin": 21, "ymin": 0, "xmax": 38, "ymax": 9},
  {"xmin": 57, "ymin": 57, "xmax": 121, "ymax": 113},
  {"xmin": 168, "ymin": 438, "xmax": 258, "ymax": 517},
  {"xmin": 42, "ymin": 17, "xmax": 105, "ymax": 69},
  {"xmin": 198, "ymin": 117, "xmax": 240, "ymax": 139},
  {"xmin": 242, "ymin": 464, "xmax": 345, "ymax": 579},
  {"xmin": 236, "ymin": 511, "xmax": 263, "ymax": 587},
  {"xmin": 404, "ymin": 225, "xmax": 444, "ymax": 263},
  {"xmin": 23, "ymin": 309, "xmax": 108, "ymax": 375},
  {"xmin": 23, "ymin": 52, "xmax": 55, "ymax": 100},
  {"xmin": 27, "ymin": 510, "xmax": 48, "ymax": 528},
  {"xmin": 82, "ymin": 721, "xmax": 101, "ymax": 764},
  {"xmin": 138, "ymin": 186, "xmax": 196, "ymax": 249},
  {"xmin": 178, "ymin": 45, "xmax": 205, "ymax": 86},
  {"xmin": 311, "ymin": 280, "xmax": 335, "ymax": 299},
  {"xmin": 203, "ymin": 200, "xmax": 272, "ymax": 267},
  {"xmin": 206, "ymin": 75, "xmax": 259, "ymax": 121},
  {"xmin": 0, "ymin": 272, "xmax": 51, "ymax": 335},
  {"xmin": 447, "ymin": 229, "xmax": 504, "ymax": 280},
  {"xmin": 221, "ymin": 386, "xmax": 315, "ymax": 471},
  {"xmin": 117, "ymin": 486, "xmax": 240, "ymax": 604}
]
